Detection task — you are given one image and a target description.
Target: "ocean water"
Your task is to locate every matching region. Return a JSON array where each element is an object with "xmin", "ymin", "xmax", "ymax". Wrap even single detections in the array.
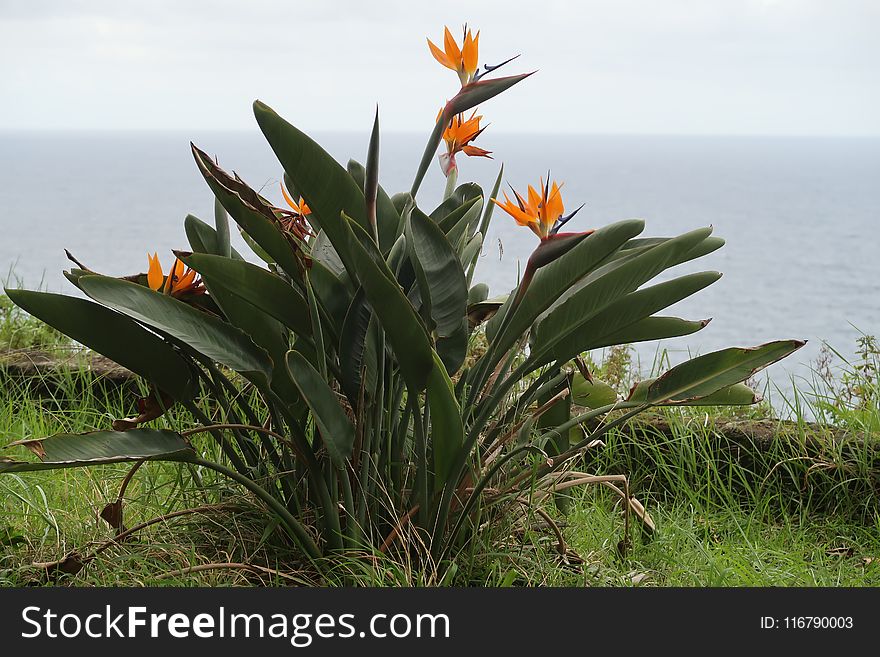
[{"xmin": 1, "ymin": 131, "xmax": 878, "ymax": 402}]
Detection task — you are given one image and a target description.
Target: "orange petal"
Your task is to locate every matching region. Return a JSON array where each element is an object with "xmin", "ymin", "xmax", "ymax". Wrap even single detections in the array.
[
  {"xmin": 281, "ymin": 181, "xmax": 299, "ymax": 211},
  {"xmin": 457, "ymin": 114, "xmax": 482, "ymax": 141},
  {"xmin": 493, "ymin": 194, "xmax": 537, "ymax": 227},
  {"xmin": 462, "ymin": 29, "xmax": 479, "ymax": 76},
  {"xmin": 176, "ymin": 268, "xmax": 197, "ymax": 292},
  {"xmin": 462, "ymin": 145, "xmax": 492, "ymax": 158},
  {"xmin": 428, "ymin": 37, "xmax": 455, "ymax": 70},
  {"xmin": 164, "ymin": 258, "xmax": 184, "ymax": 294},
  {"xmin": 443, "ymin": 26, "xmax": 462, "ymax": 66},
  {"xmin": 546, "ymin": 181, "xmax": 565, "ymax": 221},
  {"xmin": 147, "ymin": 253, "xmax": 163, "ymax": 291},
  {"xmin": 527, "ymin": 185, "xmax": 542, "ymax": 213},
  {"xmin": 299, "ymin": 199, "xmax": 311, "ymax": 216}
]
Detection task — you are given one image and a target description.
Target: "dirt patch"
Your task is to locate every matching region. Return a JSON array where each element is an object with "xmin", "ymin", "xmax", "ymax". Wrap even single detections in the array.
[{"xmin": 0, "ymin": 348, "xmax": 136, "ymax": 395}]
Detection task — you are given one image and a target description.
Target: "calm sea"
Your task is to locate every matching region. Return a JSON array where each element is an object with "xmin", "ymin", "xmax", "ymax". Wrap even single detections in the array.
[{"xmin": 1, "ymin": 131, "xmax": 878, "ymax": 404}]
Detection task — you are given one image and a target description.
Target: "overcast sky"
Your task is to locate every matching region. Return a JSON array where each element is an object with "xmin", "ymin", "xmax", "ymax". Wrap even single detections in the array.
[{"xmin": 1, "ymin": 0, "xmax": 878, "ymax": 135}]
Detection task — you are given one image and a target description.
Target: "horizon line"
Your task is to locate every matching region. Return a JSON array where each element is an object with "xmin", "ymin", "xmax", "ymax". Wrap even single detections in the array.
[{"xmin": 1, "ymin": 128, "xmax": 878, "ymax": 139}]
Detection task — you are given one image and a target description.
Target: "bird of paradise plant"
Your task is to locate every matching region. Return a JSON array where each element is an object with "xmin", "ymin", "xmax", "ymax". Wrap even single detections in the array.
[
  {"xmin": 2, "ymin": 23, "xmax": 803, "ymax": 579},
  {"xmin": 428, "ymin": 25, "xmax": 480, "ymax": 86}
]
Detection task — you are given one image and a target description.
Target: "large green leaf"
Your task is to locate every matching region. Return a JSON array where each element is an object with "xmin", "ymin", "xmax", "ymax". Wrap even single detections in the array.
[
  {"xmin": 78, "ymin": 275, "xmax": 273, "ymax": 385},
  {"xmin": 253, "ymin": 101, "xmax": 368, "ymax": 272},
  {"xmin": 310, "ymin": 259, "xmax": 351, "ymax": 328},
  {"xmin": 436, "ymin": 320, "xmax": 468, "ymax": 376},
  {"xmin": 285, "ymin": 351, "xmax": 355, "ymax": 466},
  {"xmin": 446, "ymin": 202, "xmax": 480, "ymax": 253},
  {"xmin": 191, "ymin": 145, "xmax": 304, "ymax": 279},
  {"xmin": 177, "ymin": 239, "xmax": 302, "ymax": 404},
  {"xmin": 617, "ymin": 235, "xmax": 725, "ymax": 266},
  {"xmin": 461, "ymin": 232, "xmax": 483, "ymax": 271},
  {"xmin": 486, "ymin": 219, "xmax": 645, "ymax": 352},
  {"xmin": 571, "ymin": 374, "xmax": 619, "ymax": 409},
  {"xmin": 426, "ymin": 352, "xmax": 465, "ymax": 490},
  {"xmin": 628, "ymin": 379, "xmax": 761, "ymax": 406},
  {"xmin": 346, "ymin": 159, "xmax": 401, "ymax": 252},
  {"xmin": 4, "ymin": 289, "xmax": 194, "ymax": 401},
  {"xmin": 537, "ymin": 374, "xmax": 572, "ymax": 456},
  {"xmin": 585, "ymin": 316, "xmax": 710, "ymax": 350},
  {"xmin": 341, "ymin": 213, "xmax": 434, "ymax": 391},
  {"xmin": 531, "ymin": 270, "xmax": 721, "ymax": 365},
  {"xmin": 407, "ymin": 208, "xmax": 468, "ymax": 339},
  {"xmin": 435, "ymin": 196, "xmax": 481, "ymax": 235},
  {"xmin": 179, "ymin": 253, "xmax": 310, "ymax": 337},
  {"xmin": 311, "ymin": 230, "xmax": 346, "ymax": 276},
  {"xmin": 0, "ymin": 429, "xmax": 194, "ymax": 473},
  {"xmin": 184, "ymin": 214, "xmax": 246, "ymax": 260},
  {"xmin": 476, "ymin": 165, "xmax": 503, "ymax": 242},
  {"xmin": 526, "ymin": 228, "xmax": 714, "ymax": 369},
  {"xmin": 338, "ymin": 288, "xmax": 377, "ymax": 406},
  {"xmin": 643, "ymin": 340, "xmax": 805, "ymax": 404}
]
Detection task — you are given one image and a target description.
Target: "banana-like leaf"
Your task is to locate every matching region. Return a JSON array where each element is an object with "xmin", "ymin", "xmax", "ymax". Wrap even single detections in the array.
[
  {"xmin": 586, "ymin": 316, "xmax": 711, "ymax": 351},
  {"xmin": 461, "ymin": 232, "xmax": 483, "ymax": 270},
  {"xmin": 179, "ymin": 253, "xmax": 310, "ymax": 337},
  {"xmin": 433, "ymin": 183, "xmax": 481, "ymax": 221},
  {"xmin": 571, "ymin": 374, "xmax": 619, "ymax": 409},
  {"xmin": 342, "ymin": 213, "xmax": 434, "ymax": 391},
  {"xmin": 476, "ymin": 165, "xmax": 503, "ymax": 241},
  {"xmin": 347, "ymin": 159, "xmax": 402, "ymax": 252},
  {"xmin": 176, "ymin": 252, "xmax": 306, "ymax": 405},
  {"xmin": 184, "ymin": 214, "xmax": 246, "ymax": 260},
  {"xmin": 285, "ymin": 351, "xmax": 355, "ymax": 466},
  {"xmin": 407, "ymin": 207, "xmax": 468, "ymax": 339},
  {"xmin": 214, "ymin": 196, "xmax": 231, "ymax": 258},
  {"xmin": 628, "ymin": 379, "xmax": 761, "ymax": 406},
  {"xmin": 0, "ymin": 429, "xmax": 195, "ymax": 473},
  {"xmin": 446, "ymin": 202, "xmax": 480, "ymax": 253},
  {"xmin": 339, "ymin": 288, "xmax": 377, "ymax": 406},
  {"xmin": 310, "ymin": 260, "xmax": 351, "ymax": 327},
  {"xmin": 436, "ymin": 319, "xmax": 468, "ymax": 375},
  {"xmin": 311, "ymin": 230, "xmax": 346, "ymax": 276},
  {"xmin": 527, "ymin": 228, "xmax": 714, "ymax": 370},
  {"xmin": 468, "ymin": 283, "xmax": 489, "ymax": 305},
  {"xmin": 536, "ymin": 373, "xmax": 572, "ymax": 513},
  {"xmin": 191, "ymin": 145, "xmax": 303, "ymax": 279},
  {"xmin": 487, "ymin": 219, "xmax": 645, "ymax": 352},
  {"xmin": 531, "ymin": 270, "xmax": 721, "ymax": 365},
  {"xmin": 618, "ymin": 235, "xmax": 725, "ymax": 266},
  {"xmin": 3, "ymin": 289, "xmax": 194, "ymax": 401},
  {"xmin": 640, "ymin": 340, "xmax": 805, "ymax": 404},
  {"xmin": 537, "ymin": 374, "xmax": 572, "ymax": 456},
  {"xmin": 436, "ymin": 196, "xmax": 481, "ymax": 235},
  {"xmin": 78, "ymin": 275, "xmax": 273, "ymax": 385},
  {"xmin": 426, "ymin": 352, "xmax": 465, "ymax": 490},
  {"xmin": 254, "ymin": 101, "xmax": 368, "ymax": 272}
]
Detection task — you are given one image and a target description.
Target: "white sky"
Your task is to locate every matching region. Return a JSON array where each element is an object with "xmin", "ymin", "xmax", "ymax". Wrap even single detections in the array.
[{"xmin": 1, "ymin": 0, "xmax": 878, "ymax": 135}]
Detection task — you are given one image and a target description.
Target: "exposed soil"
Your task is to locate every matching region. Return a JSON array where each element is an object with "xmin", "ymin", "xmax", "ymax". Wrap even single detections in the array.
[{"xmin": 0, "ymin": 348, "xmax": 137, "ymax": 395}]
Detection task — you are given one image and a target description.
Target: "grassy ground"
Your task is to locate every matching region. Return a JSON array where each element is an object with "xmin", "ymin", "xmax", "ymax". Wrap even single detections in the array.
[{"xmin": 1, "ymin": 297, "xmax": 878, "ymax": 586}]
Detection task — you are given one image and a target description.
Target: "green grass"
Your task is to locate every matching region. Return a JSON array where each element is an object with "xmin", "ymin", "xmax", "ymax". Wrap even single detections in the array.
[{"xmin": 1, "ymin": 304, "xmax": 877, "ymax": 586}]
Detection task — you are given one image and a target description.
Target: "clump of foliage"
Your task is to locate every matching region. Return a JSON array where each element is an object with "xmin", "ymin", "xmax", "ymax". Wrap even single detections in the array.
[{"xmin": 2, "ymin": 25, "xmax": 802, "ymax": 572}]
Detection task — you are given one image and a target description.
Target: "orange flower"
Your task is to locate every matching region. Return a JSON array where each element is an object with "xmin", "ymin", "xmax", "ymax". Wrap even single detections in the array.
[
  {"xmin": 438, "ymin": 109, "xmax": 491, "ymax": 175},
  {"xmin": 280, "ymin": 181, "xmax": 311, "ymax": 217},
  {"xmin": 493, "ymin": 177, "xmax": 581, "ymax": 239},
  {"xmin": 146, "ymin": 254, "xmax": 204, "ymax": 298},
  {"xmin": 428, "ymin": 25, "xmax": 480, "ymax": 86},
  {"xmin": 147, "ymin": 252, "xmax": 164, "ymax": 291}
]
